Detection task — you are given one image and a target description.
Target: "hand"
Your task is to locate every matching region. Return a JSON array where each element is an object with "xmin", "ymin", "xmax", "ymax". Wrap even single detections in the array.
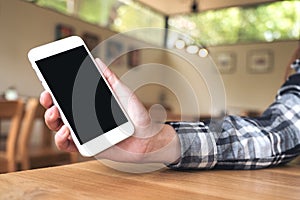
[{"xmin": 40, "ymin": 58, "xmax": 181, "ymax": 164}]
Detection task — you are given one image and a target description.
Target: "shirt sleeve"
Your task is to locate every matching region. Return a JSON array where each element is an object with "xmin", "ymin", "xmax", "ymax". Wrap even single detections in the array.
[{"xmin": 167, "ymin": 59, "xmax": 300, "ymax": 170}]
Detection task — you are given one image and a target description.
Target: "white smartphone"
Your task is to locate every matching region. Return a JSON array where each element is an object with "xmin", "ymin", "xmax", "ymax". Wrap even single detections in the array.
[{"xmin": 28, "ymin": 36, "xmax": 134, "ymax": 157}]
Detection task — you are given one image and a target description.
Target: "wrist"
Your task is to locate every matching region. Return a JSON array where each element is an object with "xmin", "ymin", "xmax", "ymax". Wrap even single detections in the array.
[{"xmin": 142, "ymin": 124, "xmax": 181, "ymax": 164}]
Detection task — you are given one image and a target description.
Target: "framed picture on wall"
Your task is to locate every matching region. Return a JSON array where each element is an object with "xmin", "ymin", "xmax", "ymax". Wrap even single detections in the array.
[
  {"xmin": 55, "ymin": 24, "xmax": 74, "ymax": 40},
  {"xmin": 247, "ymin": 50, "xmax": 273, "ymax": 73},
  {"xmin": 106, "ymin": 40, "xmax": 124, "ymax": 65},
  {"xmin": 127, "ymin": 48, "xmax": 140, "ymax": 68},
  {"xmin": 82, "ymin": 32, "xmax": 100, "ymax": 51},
  {"xmin": 214, "ymin": 52, "xmax": 236, "ymax": 73},
  {"xmin": 82, "ymin": 32, "xmax": 100, "ymax": 57}
]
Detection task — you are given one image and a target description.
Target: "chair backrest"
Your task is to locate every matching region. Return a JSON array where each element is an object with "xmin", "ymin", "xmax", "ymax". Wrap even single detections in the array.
[
  {"xmin": 17, "ymin": 98, "xmax": 51, "ymax": 170},
  {"xmin": 0, "ymin": 100, "xmax": 24, "ymax": 172},
  {"xmin": 18, "ymin": 98, "xmax": 78, "ymax": 170}
]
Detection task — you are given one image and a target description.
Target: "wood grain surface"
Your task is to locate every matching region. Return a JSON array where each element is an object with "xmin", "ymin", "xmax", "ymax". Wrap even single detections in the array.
[{"xmin": 0, "ymin": 157, "xmax": 299, "ymax": 200}]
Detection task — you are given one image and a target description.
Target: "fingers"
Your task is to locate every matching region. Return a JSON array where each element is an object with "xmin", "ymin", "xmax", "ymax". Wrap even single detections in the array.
[
  {"xmin": 40, "ymin": 91, "xmax": 77, "ymax": 152},
  {"xmin": 95, "ymin": 58, "xmax": 107, "ymax": 72},
  {"xmin": 40, "ymin": 91, "xmax": 63, "ymax": 131},
  {"xmin": 44, "ymin": 105, "xmax": 63, "ymax": 131},
  {"xmin": 40, "ymin": 90, "xmax": 53, "ymax": 109},
  {"xmin": 95, "ymin": 58, "xmax": 120, "ymax": 88},
  {"xmin": 55, "ymin": 125, "xmax": 78, "ymax": 152},
  {"xmin": 94, "ymin": 59, "xmax": 150, "ymax": 130}
]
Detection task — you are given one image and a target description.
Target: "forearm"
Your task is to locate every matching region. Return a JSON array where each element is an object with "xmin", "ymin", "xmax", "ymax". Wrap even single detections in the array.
[
  {"xmin": 215, "ymin": 76, "xmax": 300, "ymax": 169},
  {"xmin": 215, "ymin": 113, "xmax": 300, "ymax": 170},
  {"xmin": 167, "ymin": 61, "xmax": 300, "ymax": 170},
  {"xmin": 167, "ymin": 113, "xmax": 300, "ymax": 170}
]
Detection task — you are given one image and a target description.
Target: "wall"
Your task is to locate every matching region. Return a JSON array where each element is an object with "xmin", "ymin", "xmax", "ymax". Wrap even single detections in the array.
[
  {"xmin": 0, "ymin": 0, "xmax": 298, "ymax": 117},
  {"xmin": 0, "ymin": 0, "xmax": 116, "ymax": 97},
  {"xmin": 0, "ymin": 0, "xmax": 168, "ymax": 106},
  {"xmin": 156, "ymin": 40, "xmax": 298, "ymax": 115},
  {"xmin": 209, "ymin": 41, "xmax": 298, "ymax": 113}
]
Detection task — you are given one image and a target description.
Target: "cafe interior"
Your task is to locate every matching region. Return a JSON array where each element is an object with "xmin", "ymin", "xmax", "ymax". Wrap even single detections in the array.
[{"xmin": 0, "ymin": 0, "xmax": 299, "ymax": 199}]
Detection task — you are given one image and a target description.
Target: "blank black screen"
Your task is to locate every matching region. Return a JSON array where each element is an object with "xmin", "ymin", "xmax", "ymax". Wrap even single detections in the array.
[{"xmin": 36, "ymin": 46, "xmax": 128, "ymax": 144}]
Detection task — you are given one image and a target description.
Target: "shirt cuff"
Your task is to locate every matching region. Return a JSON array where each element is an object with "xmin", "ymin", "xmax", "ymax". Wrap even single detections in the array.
[
  {"xmin": 278, "ymin": 73, "xmax": 300, "ymax": 99},
  {"xmin": 165, "ymin": 121, "xmax": 217, "ymax": 169}
]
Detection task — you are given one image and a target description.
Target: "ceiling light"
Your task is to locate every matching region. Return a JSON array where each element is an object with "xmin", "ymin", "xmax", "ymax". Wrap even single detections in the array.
[
  {"xmin": 198, "ymin": 48, "xmax": 208, "ymax": 57},
  {"xmin": 186, "ymin": 45, "xmax": 199, "ymax": 54},
  {"xmin": 175, "ymin": 39, "xmax": 185, "ymax": 49}
]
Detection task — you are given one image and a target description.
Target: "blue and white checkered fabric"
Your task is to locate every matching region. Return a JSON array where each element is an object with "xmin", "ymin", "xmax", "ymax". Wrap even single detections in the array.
[
  {"xmin": 167, "ymin": 59, "xmax": 300, "ymax": 170},
  {"xmin": 291, "ymin": 59, "xmax": 300, "ymax": 72}
]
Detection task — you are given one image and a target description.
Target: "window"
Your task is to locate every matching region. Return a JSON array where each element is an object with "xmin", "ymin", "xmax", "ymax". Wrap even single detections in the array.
[
  {"xmin": 27, "ymin": 0, "xmax": 164, "ymax": 45},
  {"xmin": 26, "ymin": 0, "xmax": 299, "ymax": 46},
  {"xmin": 110, "ymin": 0, "xmax": 165, "ymax": 45},
  {"xmin": 169, "ymin": 1, "xmax": 300, "ymax": 46}
]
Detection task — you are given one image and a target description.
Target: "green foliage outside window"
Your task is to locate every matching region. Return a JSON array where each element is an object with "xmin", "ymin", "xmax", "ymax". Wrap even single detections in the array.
[
  {"xmin": 109, "ymin": 1, "xmax": 165, "ymax": 45},
  {"xmin": 169, "ymin": 1, "xmax": 299, "ymax": 46},
  {"xmin": 35, "ymin": 0, "xmax": 68, "ymax": 13},
  {"xmin": 77, "ymin": 0, "xmax": 117, "ymax": 26},
  {"xmin": 28, "ymin": 0, "xmax": 299, "ymax": 46},
  {"xmin": 110, "ymin": 1, "xmax": 164, "ymax": 32}
]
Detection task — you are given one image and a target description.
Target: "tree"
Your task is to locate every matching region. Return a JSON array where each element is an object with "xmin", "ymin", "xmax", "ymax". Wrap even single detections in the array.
[
  {"xmin": 32, "ymin": 0, "xmax": 299, "ymax": 46},
  {"xmin": 169, "ymin": 1, "xmax": 299, "ymax": 46}
]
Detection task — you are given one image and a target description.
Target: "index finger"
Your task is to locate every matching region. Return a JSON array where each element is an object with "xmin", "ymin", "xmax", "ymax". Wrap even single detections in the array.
[{"xmin": 40, "ymin": 90, "xmax": 53, "ymax": 109}]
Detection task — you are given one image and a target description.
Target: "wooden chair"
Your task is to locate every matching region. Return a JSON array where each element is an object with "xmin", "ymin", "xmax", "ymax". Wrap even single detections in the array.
[
  {"xmin": 17, "ymin": 98, "xmax": 76, "ymax": 170},
  {"xmin": 0, "ymin": 100, "xmax": 24, "ymax": 173}
]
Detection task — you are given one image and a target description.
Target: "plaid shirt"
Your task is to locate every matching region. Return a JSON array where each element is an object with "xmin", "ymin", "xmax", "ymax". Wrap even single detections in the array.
[{"xmin": 167, "ymin": 59, "xmax": 300, "ymax": 170}]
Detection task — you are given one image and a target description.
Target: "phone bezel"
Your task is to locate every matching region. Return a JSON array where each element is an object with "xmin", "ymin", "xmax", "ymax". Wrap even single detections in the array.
[{"xmin": 28, "ymin": 36, "xmax": 134, "ymax": 157}]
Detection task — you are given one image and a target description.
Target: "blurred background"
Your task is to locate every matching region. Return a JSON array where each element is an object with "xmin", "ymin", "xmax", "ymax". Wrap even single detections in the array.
[{"xmin": 0, "ymin": 0, "xmax": 299, "ymax": 172}]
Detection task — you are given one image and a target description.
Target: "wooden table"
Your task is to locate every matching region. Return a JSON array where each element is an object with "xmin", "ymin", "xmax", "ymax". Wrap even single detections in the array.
[{"xmin": 0, "ymin": 158, "xmax": 300, "ymax": 200}]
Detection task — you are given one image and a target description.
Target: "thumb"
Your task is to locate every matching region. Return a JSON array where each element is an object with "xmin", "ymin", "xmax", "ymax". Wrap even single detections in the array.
[
  {"xmin": 95, "ymin": 58, "xmax": 120, "ymax": 89},
  {"xmin": 94, "ymin": 58, "xmax": 133, "ymax": 110}
]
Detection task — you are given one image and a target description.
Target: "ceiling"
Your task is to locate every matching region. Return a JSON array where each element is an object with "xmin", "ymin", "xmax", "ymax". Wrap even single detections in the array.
[{"xmin": 135, "ymin": 0, "xmax": 277, "ymax": 15}]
